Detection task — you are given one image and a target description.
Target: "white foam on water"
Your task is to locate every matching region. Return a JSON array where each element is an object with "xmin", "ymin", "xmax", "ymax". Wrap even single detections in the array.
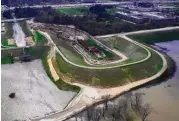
[{"xmin": 13, "ymin": 22, "xmax": 26, "ymax": 47}]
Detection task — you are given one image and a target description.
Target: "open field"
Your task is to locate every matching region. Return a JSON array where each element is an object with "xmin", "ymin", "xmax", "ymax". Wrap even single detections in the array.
[
  {"xmin": 128, "ymin": 29, "xmax": 179, "ymax": 43},
  {"xmin": 58, "ymin": 45, "xmax": 89, "ymax": 66},
  {"xmin": 56, "ymin": 7, "xmax": 88, "ymax": 16},
  {"xmin": 1, "ymin": 60, "xmax": 77, "ymax": 121}
]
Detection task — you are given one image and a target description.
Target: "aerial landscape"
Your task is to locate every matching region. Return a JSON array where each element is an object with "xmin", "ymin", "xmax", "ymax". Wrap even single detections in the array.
[{"xmin": 1, "ymin": 0, "xmax": 179, "ymax": 121}]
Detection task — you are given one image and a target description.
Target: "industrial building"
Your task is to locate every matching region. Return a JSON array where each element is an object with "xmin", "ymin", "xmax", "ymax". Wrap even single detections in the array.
[
  {"xmin": 116, "ymin": 10, "xmax": 178, "ymax": 25},
  {"xmin": 80, "ymin": 0, "xmax": 96, "ymax": 3},
  {"xmin": 116, "ymin": 11, "xmax": 149, "ymax": 24}
]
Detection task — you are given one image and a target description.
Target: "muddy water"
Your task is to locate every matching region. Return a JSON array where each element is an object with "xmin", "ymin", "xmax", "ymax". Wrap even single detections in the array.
[
  {"xmin": 116, "ymin": 40, "xmax": 179, "ymax": 121},
  {"xmin": 13, "ymin": 22, "xmax": 26, "ymax": 47}
]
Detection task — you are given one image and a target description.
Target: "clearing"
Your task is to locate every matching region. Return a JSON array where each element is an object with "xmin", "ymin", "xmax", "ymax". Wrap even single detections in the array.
[{"xmin": 56, "ymin": 7, "xmax": 89, "ymax": 16}]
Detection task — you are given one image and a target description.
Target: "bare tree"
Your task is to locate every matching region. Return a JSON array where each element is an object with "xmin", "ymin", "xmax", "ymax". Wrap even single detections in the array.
[
  {"xmin": 140, "ymin": 104, "xmax": 152, "ymax": 121},
  {"xmin": 131, "ymin": 93, "xmax": 143, "ymax": 112},
  {"xmin": 102, "ymin": 95, "xmax": 111, "ymax": 111},
  {"xmin": 86, "ymin": 106, "xmax": 95, "ymax": 121},
  {"xmin": 92, "ymin": 108, "xmax": 101, "ymax": 121},
  {"xmin": 110, "ymin": 105, "xmax": 119, "ymax": 121}
]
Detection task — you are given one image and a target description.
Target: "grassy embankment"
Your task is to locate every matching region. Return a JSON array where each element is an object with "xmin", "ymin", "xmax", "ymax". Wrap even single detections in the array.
[
  {"xmin": 55, "ymin": 45, "xmax": 162, "ymax": 87},
  {"xmin": 98, "ymin": 36, "xmax": 148, "ymax": 64},
  {"xmin": 127, "ymin": 29, "xmax": 179, "ymax": 43},
  {"xmin": 35, "ymin": 31, "xmax": 47, "ymax": 45},
  {"xmin": 47, "ymin": 30, "xmax": 120, "ymax": 67},
  {"xmin": 126, "ymin": 29, "xmax": 179, "ymax": 85},
  {"xmin": 51, "ymin": 25, "xmax": 179, "ymax": 87},
  {"xmin": 46, "ymin": 30, "xmax": 89, "ymax": 66},
  {"xmin": 41, "ymin": 51, "xmax": 80, "ymax": 93},
  {"xmin": 56, "ymin": 7, "xmax": 89, "ymax": 16}
]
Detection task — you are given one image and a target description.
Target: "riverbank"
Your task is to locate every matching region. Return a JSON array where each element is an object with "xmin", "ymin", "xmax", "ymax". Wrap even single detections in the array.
[{"xmin": 125, "ymin": 40, "xmax": 179, "ymax": 121}]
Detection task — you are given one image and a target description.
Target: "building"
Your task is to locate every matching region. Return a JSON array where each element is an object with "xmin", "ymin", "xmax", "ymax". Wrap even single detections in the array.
[
  {"xmin": 116, "ymin": 10, "xmax": 177, "ymax": 25},
  {"xmin": 20, "ymin": 54, "xmax": 33, "ymax": 62},
  {"xmin": 81, "ymin": 0, "xmax": 95, "ymax": 3},
  {"xmin": 142, "ymin": 12, "xmax": 177, "ymax": 25},
  {"xmin": 116, "ymin": 11, "xmax": 149, "ymax": 24}
]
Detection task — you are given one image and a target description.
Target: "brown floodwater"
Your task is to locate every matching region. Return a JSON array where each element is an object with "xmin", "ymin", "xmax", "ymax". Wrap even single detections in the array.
[{"xmin": 116, "ymin": 40, "xmax": 179, "ymax": 121}]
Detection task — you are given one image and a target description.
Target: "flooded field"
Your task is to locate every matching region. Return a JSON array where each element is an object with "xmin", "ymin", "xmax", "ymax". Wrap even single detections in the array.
[
  {"xmin": 116, "ymin": 40, "xmax": 179, "ymax": 121},
  {"xmin": 1, "ymin": 60, "xmax": 77, "ymax": 121}
]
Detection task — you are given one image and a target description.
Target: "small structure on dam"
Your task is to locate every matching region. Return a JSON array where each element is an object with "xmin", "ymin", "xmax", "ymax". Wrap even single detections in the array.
[{"xmin": 19, "ymin": 54, "xmax": 33, "ymax": 62}]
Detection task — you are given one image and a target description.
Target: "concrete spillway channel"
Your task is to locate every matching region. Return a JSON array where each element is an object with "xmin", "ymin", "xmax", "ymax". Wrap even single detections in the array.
[{"xmin": 12, "ymin": 22, "xmax": 26, "ymax": 47}]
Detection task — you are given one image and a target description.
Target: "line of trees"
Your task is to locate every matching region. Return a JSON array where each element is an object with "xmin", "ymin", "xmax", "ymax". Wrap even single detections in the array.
[
  {"xmin": 68, "ymin": 93, "xmax": 152, "ymax": 121},
  {"xmin": 3, "ymin": 5, "xmax": 179, "ymax": 36}
]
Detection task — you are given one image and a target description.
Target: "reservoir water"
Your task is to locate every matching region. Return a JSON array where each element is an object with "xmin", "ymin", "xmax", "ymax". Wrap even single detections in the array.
[{"xmin": 116, "ymin": 40, "xmax": 179, "ymax": 121}]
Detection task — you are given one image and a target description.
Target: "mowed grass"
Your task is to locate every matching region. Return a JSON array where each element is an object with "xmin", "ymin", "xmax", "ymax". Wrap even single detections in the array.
[
  {"xmin": 98, "ymin": 36, "xmax": 148, "ymax": 63},
  {"xmin": 35, "ymin": 31, "xmax": 47, "ymax": 45},
  {"xmin": 44, "ymin": 29, "xmax": 90, "ymax": 66},
  {"xmin": 55, "ymin": 47, "xmax": 163, "ymax": 87},
  {"xmin": 58, "ymin": 45, "xmax": 88, "ymax": 66},
  {"xmin": 41, "ymin": 51, "xmax": 80, "ymax": 93},
  {"xmin": 46, "ymin": 29, "xmax": 120, "ymax": 67},
  {"xmin": 127, "ymin": 29, "xmax": 179, "ymax": 43},
  {"xmin": 56, "ymin": 7, "xmax": 88, "ymax": 16}
]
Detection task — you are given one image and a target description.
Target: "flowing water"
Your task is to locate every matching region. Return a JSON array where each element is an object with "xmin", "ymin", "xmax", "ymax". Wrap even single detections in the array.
[
  {"xmin": 13, "ymin": 22, "xmax": 26, "ymax": 47},
  {"xmin": 115, "ymin": 40, "xmax": 179, "ymax": 121}
]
